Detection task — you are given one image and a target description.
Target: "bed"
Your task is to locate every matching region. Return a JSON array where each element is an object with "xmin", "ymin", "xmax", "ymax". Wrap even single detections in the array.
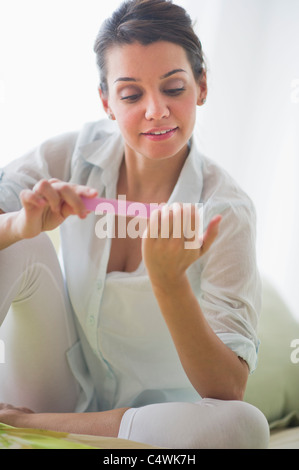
[{"xmin": 1, "ymin": 230, "xmax": 298, "ymax": 449}]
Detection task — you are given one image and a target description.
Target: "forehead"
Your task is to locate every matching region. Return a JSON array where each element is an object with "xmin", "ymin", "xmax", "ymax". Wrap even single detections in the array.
[{"xmin": 105, "ymin": 41, "xmax": 192, "ymax": 82}]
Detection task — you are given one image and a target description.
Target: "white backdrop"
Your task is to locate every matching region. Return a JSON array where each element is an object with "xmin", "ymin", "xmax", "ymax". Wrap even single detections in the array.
[{"xmin": 1, "ymin": 0, "xmax": 299, "ymax": 319}]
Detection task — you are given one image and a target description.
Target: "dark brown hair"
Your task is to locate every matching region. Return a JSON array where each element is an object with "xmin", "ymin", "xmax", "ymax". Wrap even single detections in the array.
[{"xmin": 94, "ymin": 0, "xmax": 206, "ymax": 96}]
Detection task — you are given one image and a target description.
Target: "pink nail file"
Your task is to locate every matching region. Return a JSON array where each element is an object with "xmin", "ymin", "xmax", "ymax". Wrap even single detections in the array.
[{"xmin": 81, "ymin": 196, "xmax": 156, "ymax": 219}]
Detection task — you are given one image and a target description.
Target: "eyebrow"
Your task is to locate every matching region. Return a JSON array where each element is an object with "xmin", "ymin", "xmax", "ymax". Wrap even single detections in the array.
[
  {"xmin": 160, "ymin": 68, "xmax": 187, "ymax": 79},
  {"xmin": 113, "ymin": 68, "xmax": 187, "ymax": 84}
]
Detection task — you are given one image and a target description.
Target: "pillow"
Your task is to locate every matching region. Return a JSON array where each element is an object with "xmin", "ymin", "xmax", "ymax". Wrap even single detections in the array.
[{"xmin": 244, "ymin": 278, "xmax": 299, "ymax": 429}]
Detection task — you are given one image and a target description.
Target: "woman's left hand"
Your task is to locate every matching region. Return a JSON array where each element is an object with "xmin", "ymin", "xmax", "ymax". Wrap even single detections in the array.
[
  {"xmin": 142, "ymin": 203, "xmax": 221, "ymax": 289},
  {"xmin": 0, "ymin": 403, "xmax": 34, "ymax": 427}
]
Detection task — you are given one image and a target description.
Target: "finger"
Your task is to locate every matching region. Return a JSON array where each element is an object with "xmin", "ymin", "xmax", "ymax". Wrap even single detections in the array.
[
  {"xmin": 169, "ymin": 202, "xmax": 183, "ymax": 239},
  {"xmin": 18, "ymin": 406, "xmax": 34, "ymax": 414},
  {"xmin": 145, "ymin": 207, "xmax": 161, "ymax": 239},
  {"xmin": 52, "ymin": 181, "xmax": 98, "ymax": 217},
  {"xmin": 176, "ymin": 204, "xmax": 202, "ymax": 250},
  {"xmin": 0, "ymin": 403, "xmax": 12, "ymax": 410},
  {"xmin": 200, "ymin": 215, "xmax": 222, "ymax": 254},
  {"xmin": 20, "ymin": 188, "xmax": 46, "ymax": 210},
  {"xmin": 33, "ymin": 179, "xmax": 62, "ymax": 213},
  {"xmin": 160, "ymin": 205, "xmax": 172, "ymax": 239},
  {"xmin": 35, "ymin": 180, "xmax": 97, "ymax": 218},
  {"xmin": 182, "ymin": 204, "xmax": 197, "ymax": 241},
  {"xmin": 51, "ymin": 180, "xmax": 97, "ymax": 198}
]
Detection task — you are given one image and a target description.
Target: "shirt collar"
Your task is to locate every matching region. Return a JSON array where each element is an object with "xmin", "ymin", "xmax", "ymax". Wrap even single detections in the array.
[
  {"xmin": 78, "ymin": 121, "xmax": 204, "ymax": 204},
  {"xmin": 168, "ymin": 136, "xmax": 204, "ymax": 205},
  {"xmin": 78, "ymin": 121, "xmax": 124, "ymax": 188}
]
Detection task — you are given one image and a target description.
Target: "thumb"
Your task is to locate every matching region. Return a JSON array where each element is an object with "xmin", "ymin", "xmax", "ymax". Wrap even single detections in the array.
[{"xmin": 200, "ymin": 214, "xmax": 222, "ymax": 255}]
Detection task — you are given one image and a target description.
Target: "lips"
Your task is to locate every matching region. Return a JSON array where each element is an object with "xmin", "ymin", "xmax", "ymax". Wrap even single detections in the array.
[
  {"xmin": 141, "ymin": 127, "xmax": 178, "ymax": 142},
  {"xmin": 142, "ymin": 127, "xmax": 178, "ymax": 136}
]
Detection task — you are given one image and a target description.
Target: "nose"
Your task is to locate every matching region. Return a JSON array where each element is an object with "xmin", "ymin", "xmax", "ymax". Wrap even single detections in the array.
[{"xmin": 144, "ymin": 94, "xmax": 170, "ymax": 121}]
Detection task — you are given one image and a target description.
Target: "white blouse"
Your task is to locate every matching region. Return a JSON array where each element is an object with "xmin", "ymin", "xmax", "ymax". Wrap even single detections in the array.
[{"xmin": 0, "ymin": 119, "xmax": 261, "ymax": 411}]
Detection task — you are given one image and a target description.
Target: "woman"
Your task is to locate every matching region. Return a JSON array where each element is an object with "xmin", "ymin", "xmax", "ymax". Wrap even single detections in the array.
[{"xmin": 0, "ymin": 0, "xmax": 269, "ymax": 448}]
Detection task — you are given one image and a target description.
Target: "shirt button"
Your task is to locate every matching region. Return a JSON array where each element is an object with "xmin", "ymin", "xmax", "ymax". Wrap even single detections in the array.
[
  {"xmin": 88, "ymin": 315, "xmax": 95, "ymax": 326},
  {"xmin": 96, "ymin": 279, "xmax": 103, "ymax": 290}
]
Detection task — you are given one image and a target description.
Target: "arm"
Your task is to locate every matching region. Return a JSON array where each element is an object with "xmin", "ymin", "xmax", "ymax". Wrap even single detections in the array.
[
  {"xmin": 0, "ymin": 404, "xmax": 129, "ymax": 437},
  {"xmin": 0, "ymin": 210, "xmax": 24, "ymax": 250},
  {"xmin": 142, "ymin": 204, "xmax": 249, "ymax": 401},
  {"xmin": 151, "ymin": 274, "xmax": 249, "ymax": 400},
  {"xmin": 0, "ymin": 132, "xmax": 84, "ymax": 249}
]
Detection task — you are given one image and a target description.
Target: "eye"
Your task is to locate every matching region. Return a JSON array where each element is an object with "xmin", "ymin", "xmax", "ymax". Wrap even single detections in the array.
[
  {"xmin": 120, "ymin": 93, "xmax": 142, "ymax": 102},
  {"xmin": 119, "ymin": 85, "xmax": 142, "ymax": 103},
  {"xmin": 164, "ymin": 87, "xmax": 186, "ymax": 96}
]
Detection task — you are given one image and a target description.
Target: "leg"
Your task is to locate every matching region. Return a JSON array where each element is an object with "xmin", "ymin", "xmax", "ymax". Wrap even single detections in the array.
[
  {"xmin": 118, "ymin": 399, "xmax": 270, "ymax": 449},
  {"xmin": 0, "ymin": 233, "xmax": 80, "ymax": 413}
]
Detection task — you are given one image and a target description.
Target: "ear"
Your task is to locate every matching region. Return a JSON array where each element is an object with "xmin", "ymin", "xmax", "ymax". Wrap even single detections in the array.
[
  {"xmin": 196, "ymin": 71, "xmax": 208, "ymax": 106},
  {"xmin": 98, "ymin": 87, "xmax": 115, "ymax": 120}
]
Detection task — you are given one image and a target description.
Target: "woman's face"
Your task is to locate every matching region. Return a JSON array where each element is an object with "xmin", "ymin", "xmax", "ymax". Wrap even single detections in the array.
[{"xmin": 100, "ymin": 41, "xmax": 207, "ymax": 163}]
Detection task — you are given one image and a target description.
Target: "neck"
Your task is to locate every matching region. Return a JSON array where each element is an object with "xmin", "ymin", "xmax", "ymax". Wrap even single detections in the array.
[{"xmin": 118, "ymin": 144, "xmax": 189, "ymax": 204}]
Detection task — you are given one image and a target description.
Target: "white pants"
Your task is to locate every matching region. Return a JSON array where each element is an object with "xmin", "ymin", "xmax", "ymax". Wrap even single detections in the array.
[
  {"xmin": 0, "ymin": 234, "xmax": 269, "ymax": 448},
  {"xmin": 0, "ymin": 233, "xmax": 80, "ymax": 413}
]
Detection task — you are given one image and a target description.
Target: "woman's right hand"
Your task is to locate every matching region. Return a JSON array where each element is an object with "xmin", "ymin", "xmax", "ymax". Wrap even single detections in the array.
[{"xmin": 14, "ymin": 179, "xmax": 98, "ymax": 239}]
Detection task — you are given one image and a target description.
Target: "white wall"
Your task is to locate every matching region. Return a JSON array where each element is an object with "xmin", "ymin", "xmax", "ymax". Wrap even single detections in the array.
[
  {"xmin": 185, "ymin": 0, "xmax": 299, "ymax": 320},
  {"xmin": 0, "ymin": 0, "xmax": 119, "ymax": 161}
]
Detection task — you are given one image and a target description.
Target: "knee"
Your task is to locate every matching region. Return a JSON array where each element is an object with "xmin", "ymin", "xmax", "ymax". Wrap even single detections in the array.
[
  {"xmin": 0, "ymin": 232, "xmax": 57, "ymax": 266},
  {"xmin": 1, "ymin": 232, "xmax": 52, "ymax": 255},
  {"xmin": 118, "ymin": 400, "xmax": 269, "ymax": 449},
  {"xmin": 227, "ymin": 401, "xmax": 270, "ymax": 449},
  {"xmin": 189, "ymin": 399, "xmax": 269, "ymax": 449},
  {"xmin": 17, "ymin": 232, "xmax": 56, "ymax": 257},
  {"xmin": 0, "ymin": 233, "xmax": 60, "ymax": 311}
]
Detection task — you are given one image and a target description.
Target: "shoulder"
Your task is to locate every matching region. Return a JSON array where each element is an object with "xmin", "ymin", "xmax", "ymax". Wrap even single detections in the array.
[
  {"xmin": 199, "ymin": 154, "xmax": 256, "ymax": 222},
  {"xmin": 38, "ymin": 119, "xmax": 118, "ymax": 154},
  {"xmin": 200, "ymin": 154, "xmax": 250, "ymax": 203},
  {"xmin": 74, "ymin": 119, "xmax": 119, "ymax": 146}
]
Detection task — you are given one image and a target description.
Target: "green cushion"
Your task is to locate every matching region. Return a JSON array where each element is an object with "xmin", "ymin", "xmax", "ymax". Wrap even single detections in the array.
[
  {"xmin": 47, "ymin": 228, "xmax": 60, "ymax": 252},
  {"xmin": 244, "ymin": 279, "xmax": 299, "ymax": 429}
]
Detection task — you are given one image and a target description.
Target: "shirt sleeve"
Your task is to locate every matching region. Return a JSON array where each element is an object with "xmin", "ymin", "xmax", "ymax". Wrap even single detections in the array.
[
  {"xmin": 0, "ymin": 131, "xmax": 78, "ymax": 212},
  {"xmin": 198, "ymin": 197, "xmax": 261, "ymax": 373}
]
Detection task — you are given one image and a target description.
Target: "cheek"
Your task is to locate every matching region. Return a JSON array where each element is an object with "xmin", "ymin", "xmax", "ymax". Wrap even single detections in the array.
[
  {"xmin": 183, "ymin": 92, "xmax": 198, "ymax": 115},
  {"xmin": 115, "ymin": 108, "xmax": 141, "ymax": 140},
  {"xmin": 173, "ymin": 98, "xmax": 197, "ymax": 132}
]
